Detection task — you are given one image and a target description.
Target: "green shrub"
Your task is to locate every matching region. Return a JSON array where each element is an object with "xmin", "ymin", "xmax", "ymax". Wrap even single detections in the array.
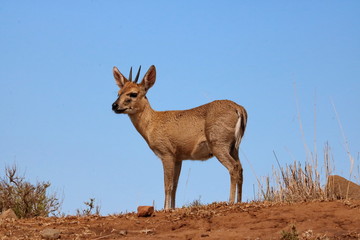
[{"xmin": 0, "ymin": 165, "xmax": 61, "ymax": 218}]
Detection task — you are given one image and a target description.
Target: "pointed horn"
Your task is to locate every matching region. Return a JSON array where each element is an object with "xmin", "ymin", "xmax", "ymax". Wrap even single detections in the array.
[
  {"xmin": 134, "ymin": 66, "xmax": 142, "ymax": 83},
  {"xmin": 129, "ymin": 67, "xmax": 133, "ymax": 81}
]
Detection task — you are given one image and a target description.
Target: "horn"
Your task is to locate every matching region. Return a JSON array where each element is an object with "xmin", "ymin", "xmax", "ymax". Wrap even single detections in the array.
[
  {"xmin": 134, "ymin": 66, "xmax": 142, "ymax": 83},
  {"xmin": 129, "ymin": 67, "xmax": 133, "ymax": 81}
]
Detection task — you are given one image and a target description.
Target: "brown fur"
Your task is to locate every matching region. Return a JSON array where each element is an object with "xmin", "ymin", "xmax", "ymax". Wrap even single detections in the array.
[{"xmin": 112, "ymin": 65, "xmax": 247, "ymax": 209}]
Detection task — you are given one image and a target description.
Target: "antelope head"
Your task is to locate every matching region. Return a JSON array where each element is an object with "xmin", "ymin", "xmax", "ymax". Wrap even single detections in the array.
[{"xmin": 112, "ymin": 65, "xmax": 156, "ymax": 115}]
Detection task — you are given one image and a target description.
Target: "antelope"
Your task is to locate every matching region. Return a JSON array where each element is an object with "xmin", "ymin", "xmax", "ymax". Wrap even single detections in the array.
[{"xmin": 112, "ymin": 65, "xmax": 247, "ymax": 210}]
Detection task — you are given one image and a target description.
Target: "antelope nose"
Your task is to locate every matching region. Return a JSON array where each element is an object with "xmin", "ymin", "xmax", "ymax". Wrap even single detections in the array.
[{"xmin": 112, "ymin": 103, "xmax": 118, "ymax": 110}]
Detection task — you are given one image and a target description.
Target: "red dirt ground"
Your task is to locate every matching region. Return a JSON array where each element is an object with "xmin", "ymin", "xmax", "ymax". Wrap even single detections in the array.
[{"xmin": 1, "ymin": 200, "xmax": 359, "ymax": 239}]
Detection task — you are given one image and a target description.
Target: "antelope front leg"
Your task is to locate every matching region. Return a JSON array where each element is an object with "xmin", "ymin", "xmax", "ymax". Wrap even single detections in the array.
[
  {"xmin": 161, "ymin": 156, "xmax": 178, "ymax": 210},
  {"xmin": 171, "ymin": 161, "xmax": 182, "ymax": 208}
]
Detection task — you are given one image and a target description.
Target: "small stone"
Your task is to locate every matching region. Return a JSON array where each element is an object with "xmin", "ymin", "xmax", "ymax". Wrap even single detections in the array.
[
  {"xmin": 119, "ymin": 230, "xmax": 127, "ymax": 236},
  {"xmin": 137, "ymin": 206, "xmax": 154, "ymax": 217},
  {"xmin": 140, "ymin": 229, "xmax": 154, "ymax": 234},
  {"xmin": 0, "ymin": 209, "xmax": 18, "ymax": 220},
  {"xmin": 40, "ymin": 228, "xmax": 61, "ymax": 239}
]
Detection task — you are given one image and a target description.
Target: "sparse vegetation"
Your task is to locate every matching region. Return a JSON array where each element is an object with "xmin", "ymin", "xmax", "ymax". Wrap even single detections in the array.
[
  {"xmin": 280, "ymin": 225, "xmax": 299, "ymax": 240},
  {"xmin": 184, "ymin": 196, "xmax": 203, "ymax": 208},
  {"xmin": 258, "ymin": 89, "xmax": 359, "ymax": 203},
  {"xmin": 0, "ymin": 165, "xmax": 61, "ymax": 218},
  {"xmin": 76, "ymin": 198, "xmax": 101, "ymax": 216},
  {"xmin": 258, "ymin": 106, "xmax": 359, "ymax": 203}
]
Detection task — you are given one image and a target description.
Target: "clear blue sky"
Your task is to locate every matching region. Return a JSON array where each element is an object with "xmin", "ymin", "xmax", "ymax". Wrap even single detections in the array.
[{"xmin": 1, "ymin": 1, "xmax": 359, "ymax": 215}]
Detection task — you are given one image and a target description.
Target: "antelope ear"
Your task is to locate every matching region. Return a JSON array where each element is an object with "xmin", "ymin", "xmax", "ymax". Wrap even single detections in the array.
[
  {"xmin": 141, "ymin": 65, "xmax": 156, "ymax": 91},
  {"xmin": 113, "ymin": 66, "xmax": 128, "ymax": 88}
]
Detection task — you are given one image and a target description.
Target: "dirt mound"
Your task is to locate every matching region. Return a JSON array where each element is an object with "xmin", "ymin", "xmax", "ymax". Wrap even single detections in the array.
[
  {"xmin": 326, "ymin": 175, "xmax": 360, "ymax": 200},
  {"xmin": 0, "ymin": 200, "xmax": 359, "ymax": 239}
]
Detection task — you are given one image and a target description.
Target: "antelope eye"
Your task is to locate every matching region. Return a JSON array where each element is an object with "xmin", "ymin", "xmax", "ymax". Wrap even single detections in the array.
[{"xmin": 129, "ymin": 92, "xmax": 138, "ymax": 98}]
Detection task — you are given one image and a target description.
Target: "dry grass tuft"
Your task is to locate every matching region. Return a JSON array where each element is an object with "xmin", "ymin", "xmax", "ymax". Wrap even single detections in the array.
[{"xmin": 259, "ymin": 143, "xmax": 334, "ymax": 203}]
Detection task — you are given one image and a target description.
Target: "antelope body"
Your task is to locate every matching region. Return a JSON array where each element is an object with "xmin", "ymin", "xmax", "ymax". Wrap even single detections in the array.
[{"xmin": 112, "ymin": 65, "xmax": 247, "ymax": 210}]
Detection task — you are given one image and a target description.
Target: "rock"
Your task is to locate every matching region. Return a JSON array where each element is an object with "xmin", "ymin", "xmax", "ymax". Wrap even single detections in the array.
[
  {"xmin": 0, "ymin": 209, "xmax": 18, "ymax": 220},
  {"xmin": 40, "ymin": 228, "xmax": 61, "ymax": 239},
  {"xmin": 326, "ymin": 175, "xmax": 360, "ymax": 200},
  {"xmin": 137, "ymin": 206, "xmax": 154, "ymax": 217}
]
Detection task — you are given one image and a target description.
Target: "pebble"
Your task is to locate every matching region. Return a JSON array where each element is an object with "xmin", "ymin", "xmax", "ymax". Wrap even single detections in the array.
[{"xmin": 40, "ymin": 228, "xmax": 61, "ymax": 239}]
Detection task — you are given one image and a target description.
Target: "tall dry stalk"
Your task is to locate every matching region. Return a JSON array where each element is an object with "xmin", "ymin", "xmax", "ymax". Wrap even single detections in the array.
[{"xmin": 331, "ymin": 100, "xmax": 355, "ymax": 181}]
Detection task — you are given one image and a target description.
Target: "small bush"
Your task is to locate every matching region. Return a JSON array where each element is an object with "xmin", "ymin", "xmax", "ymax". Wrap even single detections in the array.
[
  {"xmin": 184, "ymin": 196, "xmax": 203, "ymax": 208},
  {"xmin": 280, "ymin": 225, "xmax": 299, "ymax": 240},
  {"xmin": 76, "ymin": 198, "xmax": 101, "ymax": 216},
  {"xmin": 0, "ymin": 165, "xmax": 61, "ymax": 218}
]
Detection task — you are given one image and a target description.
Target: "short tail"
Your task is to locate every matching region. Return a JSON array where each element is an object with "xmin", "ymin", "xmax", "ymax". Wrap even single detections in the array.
[{"xmin": 234, "ymin": 108, "xmax": 247, "ymax": 150}]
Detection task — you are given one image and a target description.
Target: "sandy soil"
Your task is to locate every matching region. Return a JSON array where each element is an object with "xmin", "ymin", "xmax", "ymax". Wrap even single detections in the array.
[{"xmin": 1, "ymin": 200, "xmax": 359, "ymax": 240}]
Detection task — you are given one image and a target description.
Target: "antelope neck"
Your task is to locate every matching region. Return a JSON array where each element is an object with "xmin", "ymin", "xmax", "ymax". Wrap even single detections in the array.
[{"xmin": 128, "ymin": 99, "xmax": 155, "ymax": 143}]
